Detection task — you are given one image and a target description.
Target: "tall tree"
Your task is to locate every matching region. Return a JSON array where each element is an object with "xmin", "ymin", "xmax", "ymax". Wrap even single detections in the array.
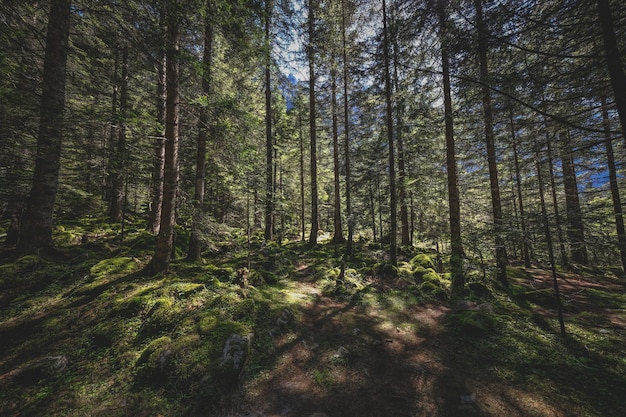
[
  {"xmin": 382, "ymin": 0, "xmax": 397, "ymax": 266},
  {"xmin": 509, "ymin": 108, "xmax": 531, "ymax": 268},
  {"xmin": 188, "ymin": 0, "xmax": 215, "ymax": 262},
  {"xmin": 341, "ymin": 0, "xmax": 353, "ymax": 257},
  {"xmin": 559, "ymin": 131, "xmax": 588, "ymax": 265},
  {"xmin": 264, "ymin": 0, "xmax": 274, "ymax": 242},
  {"xmin": 307, "ymin": 0, "xmax": 319, "ymax": 246},
  {"xmin": 143, "ymin": 0, "xmax": 181, "ymax": 275},
  {"xmin": 109, "ymin": 44, "xmax": 129, "ymax": 223},
  {"xmin": 18, "ymin": 0, "xmax": 71, "ymax": 255},
  {"xmin": 474, "ymin": 0, "xmax": 507, "ymax": 287},
  {"xmin": 438, "ymin": 0, "xmax": 464, "ymax": 293},
  {"xmin": 330, "ymin": 52, "xmax": 345, "ymax": 244}
]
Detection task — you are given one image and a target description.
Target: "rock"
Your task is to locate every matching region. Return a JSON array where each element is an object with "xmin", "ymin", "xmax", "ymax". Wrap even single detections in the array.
[
  {"xmin": 478, "ymin": 302, "xmax": 494, "ymax": 312},
  {"xmin": 276, "ymin": 308, "xmax": 294, "ymax": 329},
  {"xmin": 217, "ymin": 334, "xmax": 251, "ymax": 391}
]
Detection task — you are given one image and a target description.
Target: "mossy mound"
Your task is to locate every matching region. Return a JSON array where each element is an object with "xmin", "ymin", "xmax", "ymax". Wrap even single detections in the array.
[
  {"xmin": 449, "ymin": 310, "xmax": 496, "ymax": 337},
  {"xmin": 410, "ymin": 253, "xmax": 436, "ymax": 270}
]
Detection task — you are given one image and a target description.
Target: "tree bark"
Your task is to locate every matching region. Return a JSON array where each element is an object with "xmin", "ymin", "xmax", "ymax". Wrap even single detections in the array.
[
  {"xmin": 148, "ymin": 10, "xmax": 167, "ymax": 235},
  {"xmin": 307, "ymin": 0, "xmax": 319, "ymax": 246},
  {"xmin": 382, "ymin": 0, "xmax": 397, "ymax": 267},
  {"xmin": 143, "ymin": 2, "xmax": 180, "ymax": 275},
  {"xmin": 188, "ymin": 0, "xmax": 214, "ymax": 262},
  {"xmin": 475, "ymin": 0, "xmax": 507, "ymax": 287},
  {"xmin": 341, "ymin": 0, "xmax": 353, "ymax": 257},
  {"xmin": 601, "ymin": 94, "xmax": 626, "ymax": 272},
  {"xmin": 438, "ymin": 0, "xmax": 464, "ymax": 293},
  {"xmin": 330, "ymin": 53, "xmax": 345, "ymax": 244},
  {"xmin": 109, "ymin": 45, "xmax": 129, "ymax": 223},
  {"xmin": 545, "ymin": 135, "xmax": 568, "ymax": 266},
  {"xmin": 264, "ymin": 0, "xmax": 274, "ymax": 242},
  {"xmin": 18, "ymin": 0, "xmax": 71, "ymax": 255},
  {"xmin": 509, "ymin": 109, "xmax": 531, "ymax": 268},
  {"xmin": 559, "ymin": 131, "xmax": 588, "ymax": 265}
]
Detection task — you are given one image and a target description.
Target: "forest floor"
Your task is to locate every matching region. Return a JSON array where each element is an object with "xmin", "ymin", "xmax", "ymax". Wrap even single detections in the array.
[{"xmin": 0, "ymin": 219, "xmax": 625, "ymax": 417}]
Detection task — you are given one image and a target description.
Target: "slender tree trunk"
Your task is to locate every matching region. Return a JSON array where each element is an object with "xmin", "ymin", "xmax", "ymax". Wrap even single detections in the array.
[
  {"xmin": 330, "ymin": 53, "xmax": 345, "ymax": 244},
  {"xmin": 299, "ymin": 102, "xmax": 306, "ymax": 242},
  {"xmin": 188, "ymin": 1, "xmax": 214, "ymax": 262},
  {"xmin": 369, "ymin": 181, "xmax": 377, "ymax": 242},
  {"xmin": 341, "ymin": 0, "xmax": 353, "ymax": 257},
  {"xmin": 264, "ymin": 0, "xmax": 274, "ymax": 242},
  {"xmin": 109, "ymin": 45, "xmax": 129, "ymax": 223},
  {"xmin": 601, "ymin": 94, "xmax": 626, "ymax": 272},
  {"xmin": 559, "ymin": 131, "xmax": 588, "ymax": 265},
  {"xmin": 148, "ymin": 11, "xmax": 167, "ymax": 235},
  {"xmin": 544, "ymin": 134, "xmax": 568, "ymax": 266},
  {"xmin": 307, "ymin": 0, "xmax": 319, "ymax": 246},
  {"xmin": 382, "ymin": 0, "xmax": 397, "ymax": 266},
  {"xmin": 510, "ymin": 110, "xmax": 531, "ymax": 268},
  {"xmin": 391, "ymin": 6, "xmax": 410, "ymax": 247},
  {"xmin": 535, "ymin": 148, "xmax": 567, "ymax": 337},
  {"xmin": 18, "ymin": 0, "xmax": 71, "ymax": 255},
  {"xmin": 597, "ymin": 0, "xmax": 626, "ymax": 136},
  {"xmin": 143, "ymin": 3, "xmax": 180, "ymax": 276},
  {"xmin": 475, "ymin": 0, "xmax": 507, "ymax": 287},
  {"xmin": 438, "ymin": 0, "xmax": 464, "ymax": 293}
]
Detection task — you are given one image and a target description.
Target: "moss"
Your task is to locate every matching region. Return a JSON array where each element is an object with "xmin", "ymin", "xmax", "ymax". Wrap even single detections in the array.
[
  {"xmin": 111, "ymin": 295, "xmax": 146, "ymax": 318},
  {"xmin": 410, "ymin": 253, "xmax": 436, "ymax": 269},
  {"xmin": 138, "ymin": 298, "xmax": 181, "ymax": 338},
  {"xmin": 90, "ymin": 257, "xmax": 140, "ymax": 279},
  {"xmin": 451, "ymin": 310, "xmax": 496, "ymax": 337},
  {"xmin": 419, "ymin": 281, "xmax": 448, "ymax": 301}
]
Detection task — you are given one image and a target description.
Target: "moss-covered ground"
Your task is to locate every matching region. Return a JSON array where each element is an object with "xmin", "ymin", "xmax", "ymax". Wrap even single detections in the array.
[{"xmin": 1, "ymin": 220, "xmax": 625, "ymax": 416}]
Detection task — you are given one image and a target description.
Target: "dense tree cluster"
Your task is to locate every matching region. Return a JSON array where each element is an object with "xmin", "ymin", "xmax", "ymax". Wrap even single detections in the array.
[{"xmin": 1, "ymin": 0, "xmax": 625, "ymax": 287}]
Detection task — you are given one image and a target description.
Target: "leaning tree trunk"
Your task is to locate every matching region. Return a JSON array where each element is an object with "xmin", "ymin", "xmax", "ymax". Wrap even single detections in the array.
[
  {"xmin": 438, "ymin": 0, "xmax": 464, "ymax": 293},
  {"xmin": 475, "ymin": 0, "xmax": 507, "ymax": 288},
  {"xmin": 307, "ymin": 0, "xmax": 319, "ymax": 247},
  {"xmin": 559, "ymin": 131, "xmax": 588, "ymax": 265},
  {"xmin": 143, "ymin": 3, "xmax": 180, "ymax": 276},
  {"xmin": 188, "ymin": 1, "xmax": 214, "ymax": 262},
  {"xmin": 18, "ymin": 0, "xmax": 71, "ymax": 255}
]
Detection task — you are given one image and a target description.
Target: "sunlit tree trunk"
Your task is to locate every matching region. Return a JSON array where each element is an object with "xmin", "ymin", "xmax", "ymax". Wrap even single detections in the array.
[
  {"xmin": 188, "ymin": 0, "xmax": 214, "ymax": 262},
  {"xmin": 475, "ymin": 0, "xmax": 507, "ymax": 287},
  {"xmin": 143, "ymin": 2, "xmax": 180, "ymax": 275},
  {"xmin": 382, "ymin": 0, "xmax": 397, "ymax": 266},
  {"xmin": 438, "ymin": 0, "xmax": 464, "ymax": 293},
  {"xmin": 18, "ymin": 0, "xmax": 71, "ymax": 255}
]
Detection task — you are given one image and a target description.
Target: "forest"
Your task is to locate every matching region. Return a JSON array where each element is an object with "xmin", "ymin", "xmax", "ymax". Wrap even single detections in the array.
[{"xmin": 1, "ymin": 0, "xmax": 625, "ymax": 416}]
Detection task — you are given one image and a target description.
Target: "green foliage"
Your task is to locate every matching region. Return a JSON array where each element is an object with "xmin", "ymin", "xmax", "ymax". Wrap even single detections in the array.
[{"xmin": 410, "ymin": 253, "xmax": 436, "ymax": 269}]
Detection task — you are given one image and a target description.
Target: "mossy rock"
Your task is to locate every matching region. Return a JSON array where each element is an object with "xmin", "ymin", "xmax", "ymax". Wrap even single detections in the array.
[
  {"xmin": 419, "ymin": 281, "xmax": 448, "ymax": 301},
  {"xmin": 206, "ymin": 264, "xmax": 236, "ymax": 282},
  {"xmin": 110, "ymin": 295, "xmax": 146, "ymax": 318},
  {"xmin": 135, "ymin": 336, "xmax": 173, "ymax": 385},
  {"xmin": 452, "ymin": 310, "xmax": 496, "ymax": 337},
  {"xmin": 422, "ymin": 268, "xmax": 440, "ymax": 282},
  {"xmin": 467, "ymin": 282, "xmax": 492, "ymax": 298},
  {"xmin": 410, "ymin": 253, "xmax": 436, "ymax": 269}
]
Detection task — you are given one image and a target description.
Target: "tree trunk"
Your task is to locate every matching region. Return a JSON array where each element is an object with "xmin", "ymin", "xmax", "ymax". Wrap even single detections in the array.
[
  {"xmin": 188, "ymin": 1, "xmax": 214, "ymax": 262},
  {"xmin": 264, "ymin": 0, "xmax": 274, "ymax": 242},
  {"xmin": 143, "ymin": 2, "xmax": 180, "ymax": 276},
  {"xmin": 342, "ymin": 0, "xmax": 353, "ymax": 257},
  {"xmin": 601, "ymin": 94, "xmax": 626, "ymax": 272},
  {"xmin": 109, "ymin": 45, "xmax": 129, "ymax": 223},
  {"xmin": 559, "ymin": 131, "xmax": 588, "ymax": 265},
  {"xmin": 438, "ymin": 0, "xmax": 464, "ymax": 293},
  {"xmin": 330, "ymin": 53, "xmax": 345, "ymax": 244},
  {"xmin": 299, "ymin": 101, "xmax": 306, "ymax": 242},
  {"xmin": 535, "ymin": 147, "xmax": 567, "ymax": 337},
  {"xmin": 382, "ymin": 0, "xmax": 397, "ymax": 267},
  {"xmin": 148, "ymin": 13, "xmax": 167, "ymax": 235},
  {"xmin": 475, "ymin": 0, "xmax": 507, "ymax": 287},
  {"xmin": 307, "ymin": 0, "xmax": 319, "ymax": 246},
  {"xmin": 545, "ymin": 135, "xmax": 568, "ymax": 266},
  {"xmin": 597, "ymin": 0, "xmax": 626, "ymax": 136},
  {"xmin": 509, "ymin": 109, "xmax": 531, "ymax": 268},
  {"xmin": 18, "ymin": 0, "xmax": 71, "ymax": 255}
]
